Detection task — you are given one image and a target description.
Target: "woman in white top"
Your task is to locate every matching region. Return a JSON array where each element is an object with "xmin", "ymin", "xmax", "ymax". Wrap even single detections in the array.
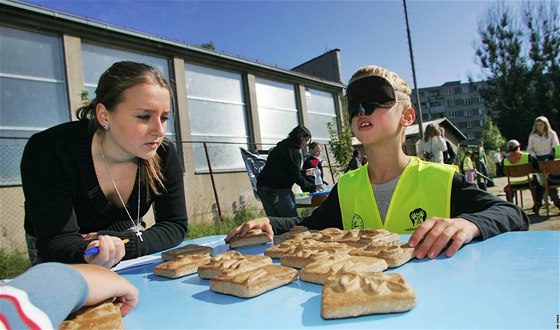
[
  {"xmin": 527, "ymin": 116, "xmax": 559, "ymax": 161},
  {"xmin": 418, "ymin": 123, "xmax": 447, "ymax": 164}
]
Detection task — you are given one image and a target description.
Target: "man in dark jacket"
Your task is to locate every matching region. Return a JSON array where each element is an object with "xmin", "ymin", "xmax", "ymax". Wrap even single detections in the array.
[{"xmin": 257, "ymin": 126, "xmax": 320, "ymax": 217}]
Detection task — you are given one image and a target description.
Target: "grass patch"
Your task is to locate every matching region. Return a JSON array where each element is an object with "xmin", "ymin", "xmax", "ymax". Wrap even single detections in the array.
[
  {"xmin": 185, "ymin": 208, "xmax": 265, "ymax": 240},
  {"xmin": 0, "ymin": 250, "xmax": 31, "ymax": 279}
]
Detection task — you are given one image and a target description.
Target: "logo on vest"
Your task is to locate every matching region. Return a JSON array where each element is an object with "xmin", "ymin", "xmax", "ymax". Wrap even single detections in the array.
[
  {"xmin": 351, "ymin": 214, "xmax": 365, "ymax": 229},
  {"xmin": 408, "ymin": 208, "xmax": 427, "ymax": 230}
]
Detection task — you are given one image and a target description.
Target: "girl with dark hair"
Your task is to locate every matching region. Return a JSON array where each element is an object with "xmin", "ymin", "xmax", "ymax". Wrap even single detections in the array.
[
  {"xmin": 256, "ymin": 125, "xmax": 322, "ymax": 217},
  {"xmin": 21, "ymin": 61, "xmax": 188, "ymax": 269}
]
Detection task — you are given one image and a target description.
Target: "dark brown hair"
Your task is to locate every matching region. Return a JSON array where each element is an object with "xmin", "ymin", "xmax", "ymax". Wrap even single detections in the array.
[{"xmin": 76, "ymin": 61, "xmax": 174, "ymax": 194}]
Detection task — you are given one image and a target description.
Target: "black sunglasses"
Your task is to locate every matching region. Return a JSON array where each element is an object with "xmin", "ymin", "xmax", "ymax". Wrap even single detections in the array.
[{"xmin": 346, "ymin": 76, "xmax": 399, "ymax": 123}]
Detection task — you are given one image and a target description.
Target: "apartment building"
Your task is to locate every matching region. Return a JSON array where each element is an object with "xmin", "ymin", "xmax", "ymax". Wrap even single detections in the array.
[{"xmin": 413, "ymin": 80, "xmax": 487, "ymax": 144}]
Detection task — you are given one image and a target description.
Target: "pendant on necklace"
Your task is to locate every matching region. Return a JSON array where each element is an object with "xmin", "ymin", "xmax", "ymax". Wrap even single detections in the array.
[{"xmin": 136, "ymin": 230, "xmax": 144, "ymax": 241}]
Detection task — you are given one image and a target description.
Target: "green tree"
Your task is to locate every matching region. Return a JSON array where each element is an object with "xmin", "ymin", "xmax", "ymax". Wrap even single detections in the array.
[
  {"xmin": 200, "ymin": 41, "xmax": 216, "ymax": 50},
  {"xmin": 481, "ymin": 115, "xmax": 506, "ymax": 150},
  {"xmin": 474, "ymin": 1, "xmax": 559, "ymax": 143},
  {"xmin": 326, "ymin": 96, "xmax": 354, "ymax": 177}
]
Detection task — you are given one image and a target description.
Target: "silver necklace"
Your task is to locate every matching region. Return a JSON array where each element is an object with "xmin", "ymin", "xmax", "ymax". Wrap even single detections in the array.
[{"xmin": 99, "ymin": 144, "xmax": 143, "ymax": 241}]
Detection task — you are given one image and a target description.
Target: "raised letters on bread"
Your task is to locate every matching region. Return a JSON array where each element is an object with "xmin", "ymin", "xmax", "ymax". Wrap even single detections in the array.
[
  {"xmin": 229, "ymin": 229, "xmax": 270, "ymax": 248},
  {"xmin": 59, "ymin": 301, "xmax": 123, "ymax": 330},
  {"xmin": 161, "ymin": 244, "xmax": 214, "ymax": 261},
  {"xmin": 198, "ymin": 251, "xmax": 272, "ymax": 279},
  {"xmin": 321, "ymin": 272, "xmax": 416, "ymax": 319},
  {"xmin": 300, "ymin": 254, "xmax": 388, "ymax": 284},
  {"xmin": 153, "ymin": 253, "xmax": 212, "ymax": 278},
  {"xmin": 350, "ymin": 242, "xmax": 415, "ymax": 268},
  {"xmin": 210, "ymin": 264, "xmax": 298, "ymax": 298}
]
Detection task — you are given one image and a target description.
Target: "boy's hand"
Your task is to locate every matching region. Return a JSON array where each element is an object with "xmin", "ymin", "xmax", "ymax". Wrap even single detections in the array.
[
  {"xmin": 70, "ymin": 264, "xmax": 139, "ymax": 316},
  {"xmin": 408, "ymin": 217, "xmax": 481, "ymax": 259},
  {"xmin": 224, "ymin": 217, "xmax": 273, "ymax": 243}
]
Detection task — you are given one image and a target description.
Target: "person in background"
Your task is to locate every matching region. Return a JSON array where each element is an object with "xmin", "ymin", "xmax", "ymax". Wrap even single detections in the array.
[
  {"xmin": 417, "ymin": 123, "xmax": 447, "ymax": 163},
  {"xmin": 527, "ymin": 116, "xmax": 559, "ymax": 161},
  {"xmin": 226, "ymin": 64, "xmax": 528, "ymax": 260},
  {"xmin": 527, "ymin": 116, "xmax": 559, "ymax": 206},
  {"xmin": 440, "ymin": 127, "xmax": 456, "ymax": 165},
  {"xmin": 346, "ymin": 150, "xmax": 362, "ymax": 172},
  {"xmin": 0, "ymin": 263, "xmax": 138, "ymax": 329},
  {"xmin": 21, "ymin": 61, "xmax": 188, "ymax": 268},
  {"xmin": 257, "ymin": 126, "xmax": 322, "ymax": 217},
  {"xmin": 462, "ymin": 149, "xmax": 476, "ymax": 184},
  {"xmin": 303, "ymin": 142, "xmax": 328, "ymax": 185},
  {"xmin": 493, "ymin": 147, "xmax": 504, "ymax": 177},
  {"xmin": 503, "ymin": 139, "xmax": 544, "ymax": 215},
  {"xmin": 544, "ymin": 144, "xmax": 560, "ymax": 209},
  {"xmin": 476, "ymin": 140, "xmax": 489, "ymax": 190}
]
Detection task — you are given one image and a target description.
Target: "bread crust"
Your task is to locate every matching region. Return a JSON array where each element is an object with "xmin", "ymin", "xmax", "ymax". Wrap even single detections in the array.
[
  {"xmin": 59, "ymin": 301, "xmax": 123, "ymax": 330},
  {"xmin": 198, "ymin": 252, "xmax": 272, "ymax": 279},
  {"xmin": 153, "ymin": 253, "xmax": 212, "ymax": 278},
  {"xmin": 210, "ymin": 264, "xmax": 298, "ymax": 298},
  {"xmin": 229, "ymin": 229, "xmax": 270, "ymax": 248},
  {"xmin": 321, "ymin": 272, "xmax": 416, "ymax": 319},
  {"xmin": 161, "ymin": 244, "xmax": 214, "ymax": 261}
]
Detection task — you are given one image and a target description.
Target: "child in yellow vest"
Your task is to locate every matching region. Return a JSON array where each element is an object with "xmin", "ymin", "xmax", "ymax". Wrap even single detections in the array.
[
  {"xmin": 226, "ymin": 65, "xmax": 528, "ymax": 260},
  {"xmin": 462, "ymin": 150, "xmax": 476, "ymax": 184}
]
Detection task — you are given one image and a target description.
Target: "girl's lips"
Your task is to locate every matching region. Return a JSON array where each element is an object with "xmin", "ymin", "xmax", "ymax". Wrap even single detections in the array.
[
  {"xmin": 146, "ymin": 142, "xmax": 160, "ymax": 149},
  {"xmin": 358, "ymin": 120, "xmax": 373, "ymax": 129}
]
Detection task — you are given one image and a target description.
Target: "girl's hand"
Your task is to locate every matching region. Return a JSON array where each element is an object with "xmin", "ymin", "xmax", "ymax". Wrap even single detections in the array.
[{"xmin": 84, "ymin": 235, "xmax": 127, "ymax": 269}]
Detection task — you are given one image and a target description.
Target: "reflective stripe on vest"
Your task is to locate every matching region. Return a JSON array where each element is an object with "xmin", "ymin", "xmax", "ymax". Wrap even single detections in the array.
[
  {"xmin": 504, "ymin": 152, "xmax": 530, "ymax": 185},
  {"xmin": 338, "ymin": 157, "xmax": 454, "ymax": 234}
]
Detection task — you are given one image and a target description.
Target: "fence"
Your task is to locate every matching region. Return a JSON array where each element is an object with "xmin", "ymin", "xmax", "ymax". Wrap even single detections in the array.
[{"xmin": 0, "ymin": 137, "xmax": 340, "ymax": 254}]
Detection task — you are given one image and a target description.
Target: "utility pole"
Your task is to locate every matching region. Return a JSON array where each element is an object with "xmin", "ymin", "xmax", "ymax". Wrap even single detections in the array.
[{"xmin": 403, "ymin": 0, "xmax": 424, "ymax": 139}]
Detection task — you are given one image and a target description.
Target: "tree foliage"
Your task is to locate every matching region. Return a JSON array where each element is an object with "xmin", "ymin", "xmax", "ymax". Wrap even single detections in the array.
[
  {"xmin": 481, "ymin": 115, "xmax": 506, "ymax": 150},
  {"xmin": 326, "ymin": 96, "xmax": 354, "ymax": 177},
  {"xmin": 200, "ymin": 41, "xmax": 216, "ymax": 50},
  {"xmin": 474, "ymin": 1, "xmax": 559, "ymax": 145}
]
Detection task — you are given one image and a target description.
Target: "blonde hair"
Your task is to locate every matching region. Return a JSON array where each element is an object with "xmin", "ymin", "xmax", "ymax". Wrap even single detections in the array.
[
  {"xmin": 349, "ymin": 65, "xmax": 412, "ymax": 109},
  {"xmin": 531, "ymin": 116, "xmax": 554, "ymax": 138}
]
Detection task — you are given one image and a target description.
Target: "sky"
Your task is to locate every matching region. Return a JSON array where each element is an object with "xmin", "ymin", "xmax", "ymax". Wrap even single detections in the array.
[{"xmin": 19, "ymin": 0, "xmax": 503, "ymax": 88}]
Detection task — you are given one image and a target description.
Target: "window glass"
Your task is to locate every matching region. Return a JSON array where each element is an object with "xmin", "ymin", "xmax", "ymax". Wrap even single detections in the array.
[
  {"xmin": 255, "ymin": 78, "xmax": 299, "ymax": 145},
  {"xmin": 0, "ymin": 26, "xmax": 68, "ymax": 185},
  {"xmin": 305, "ymin": 88, "xmax": 336, "ymax": 143},
  {"xmin": 185, "ymin": 63, "xmax": 248, "ymax": 171},
  {"xmin": 81, "ymin": 43, "xmax": 176, "ymax": 140}
]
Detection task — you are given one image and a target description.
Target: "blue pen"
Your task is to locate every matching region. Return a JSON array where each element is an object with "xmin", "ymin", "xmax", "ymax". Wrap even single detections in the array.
[{"xmin": 84, "ymin": 239, "xmax": 129, "ymax": 255}]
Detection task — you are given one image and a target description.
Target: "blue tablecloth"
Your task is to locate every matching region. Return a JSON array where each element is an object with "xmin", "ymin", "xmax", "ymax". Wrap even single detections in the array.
[{"xmin": 118, "ymin": 231, "xmax": 559, "ymax": 329}]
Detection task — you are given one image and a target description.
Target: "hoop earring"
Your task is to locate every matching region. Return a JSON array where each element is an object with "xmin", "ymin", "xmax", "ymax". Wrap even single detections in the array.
[{"xmin": 102, "ymin": 124, "xmax": 110, "ymax": 131}]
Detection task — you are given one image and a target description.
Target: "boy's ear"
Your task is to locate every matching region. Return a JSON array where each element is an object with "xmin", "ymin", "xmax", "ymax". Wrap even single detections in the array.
[{"xmin": 401, "ymin": 107, "xmax": 416, "ymax": 126}]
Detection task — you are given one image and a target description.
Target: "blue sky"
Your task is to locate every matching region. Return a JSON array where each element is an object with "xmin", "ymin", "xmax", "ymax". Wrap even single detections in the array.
[{"xmin": 20, "ymin": 0, "xmax": 501, "ymax": 88}]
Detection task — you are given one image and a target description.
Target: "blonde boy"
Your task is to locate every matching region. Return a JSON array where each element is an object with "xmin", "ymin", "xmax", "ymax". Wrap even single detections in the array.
[{"xmin": 227, "ymin": 65, "xmax": 528, "ymax": 259}]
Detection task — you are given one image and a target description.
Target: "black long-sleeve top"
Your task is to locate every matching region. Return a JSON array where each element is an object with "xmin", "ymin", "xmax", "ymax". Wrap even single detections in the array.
[
  {"xmin": 21, "ymin": 120, "xmax": 188, "ymax": 263},
  {"xmin": 257, "ymin": 138, "xmax": 316, "ymax": 192},
  {"xmin": 270, "ymin": 172, "xmax": 529, "ymax": 240}
]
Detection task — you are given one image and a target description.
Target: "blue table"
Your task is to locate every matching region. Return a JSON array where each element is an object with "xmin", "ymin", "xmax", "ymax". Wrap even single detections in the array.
[{"xmin": 118, "ymin": 231, "xmax": 559, "ymax": 329}]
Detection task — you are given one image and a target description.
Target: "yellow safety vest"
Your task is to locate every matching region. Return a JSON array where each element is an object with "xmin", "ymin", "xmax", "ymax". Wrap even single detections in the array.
[
  {"xmin": 555, "ymin": 145, "xmax": 560, "ymax": 159},
  {"xmin": 338, "ymin": 157, "xmax": 455, "ymax": 234},
  {"xmin": 504, "ymin": 152, "xmax": 530, "ymax": 185}
]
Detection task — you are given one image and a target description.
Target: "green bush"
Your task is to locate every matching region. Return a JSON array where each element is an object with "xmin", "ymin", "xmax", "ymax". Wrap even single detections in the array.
[{"xmin": 0, "ymin": 250, "xmax": 31, "ymax": 279}]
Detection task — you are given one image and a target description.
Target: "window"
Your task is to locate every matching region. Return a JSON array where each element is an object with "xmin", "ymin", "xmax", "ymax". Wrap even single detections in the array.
[
  {"xmin": 466, "ymin": 121, "xmax": 475, "ymax": 128},
  {"xmin": 464, "ymin": 109, "xmax": 473, "ymax": 117},
  {"xmin": 463, "ymin": 98, "xmax": 472, "ymax": 105},
  {"xmin": 480, "ymin": 120, "xmax": 484, "ymax": 127},
  {"xmin": 461, "ymin": 86, "xmax": 470, "ymax": 93},
  {"xmin": 81, "ymin": 43, "xmax": 176, "ymax": 140},
  {"xmin": 478, "ymin": 108, "xmax": 485, "ymax": 115},
  {"xmin": 255, "ymin": 78, "xmax": 299, "ymax": 145},
  {"xmin": 448, "ymin": 111, "xmax": 459, "ymax": 118},
  {"xmin": 447, "ymin": 99, "xmax": 454, "ymax": 107},
  {"xmin": 467, "ymin": 132, "xmax": 476, "ymax": 139},
  {"xmin": 1, "ymin": 26, "xmax": 68, "ymax": 185},
  {"xmin": 185, "ymin": 63, "xmax": 248, "ymax": 171},
  {"xmin": 305, "ymin": 88, "xmax": 337, "ymax": 143}
]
